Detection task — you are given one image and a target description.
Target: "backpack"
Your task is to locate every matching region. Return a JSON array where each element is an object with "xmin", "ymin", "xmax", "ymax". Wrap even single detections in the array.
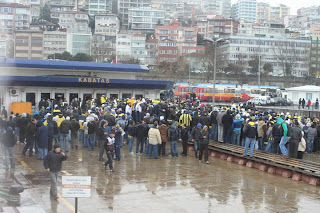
[
  {"xmin": 169, "ymin": 126, "xmax": 178, "ymax": 141},
  {"xmin": 279, "ymin": 122, "xmax": 292, "ymax": 137}
]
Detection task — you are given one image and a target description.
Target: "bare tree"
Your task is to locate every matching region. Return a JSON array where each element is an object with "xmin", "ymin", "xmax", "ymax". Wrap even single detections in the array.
[{"xmin": 91, "ymin": 38, "xmax": 115, "ymax": 63}]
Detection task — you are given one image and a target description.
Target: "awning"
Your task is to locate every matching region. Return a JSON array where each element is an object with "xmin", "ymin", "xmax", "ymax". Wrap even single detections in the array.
[{"xmin": 0, "ymin": 76, "xmax": 173, "ymax": 90}]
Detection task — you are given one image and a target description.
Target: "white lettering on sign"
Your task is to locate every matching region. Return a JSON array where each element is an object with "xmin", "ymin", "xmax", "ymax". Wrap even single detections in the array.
[{"xmin": 61, "ymin": 176, "xmax": 92, "ymax": 198}]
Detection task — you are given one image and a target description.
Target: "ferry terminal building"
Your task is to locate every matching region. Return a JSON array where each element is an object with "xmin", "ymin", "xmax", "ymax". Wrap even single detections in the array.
[{"xmin": 0, "ymin": 58, "xmax": 173, "ymax": 111}]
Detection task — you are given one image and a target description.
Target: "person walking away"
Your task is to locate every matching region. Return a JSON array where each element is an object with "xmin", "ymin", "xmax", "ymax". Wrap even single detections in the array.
[
  {"xmin": 83, "ymin": 117, "xmax": 89, "ymax": 148},
  {"xmin": 199, "ymin": 126, "xmax": 209, "ymax": 164},
  {"xmin": 97, "ymin": 121, "xmax": 107, "ymax": 161},
  {"xmin": 243, "ymin": 119, "xmax": 258, "ymax": 158},
  {"xmin": 181, "ymin": 124, "xmax": 188, "ymax": 156},
  {"xmin": 168, "ymin": 121, "xmax": 179, "ymax": 157},
  {"xmin": 59, "ymin": 117, "xmax": 71, "ymax": 152},
  {"xmin": 222, "ymin": 110, "xmax": 233, "ymax": 143},
  {"xmin": 265, "ymin": 122, "xmax": 274, "ymax": 153},
  {"xmin": 22, "ymin": 118, "xmax": 37, "ymax": 156},
  {"xmin": 216, "ymin": 108, "xmax": 226, "ymax": 142},
  {"xmin": 304, "ymin": 123, "xmax": 317, "ymax": 153},
  {"xmin": 288, "ymin": 120, "xmax": 302, "ymax": 158},
  {"xmin": 257, "ymin": 119, "xmax": 267, "ymax": 150},
  {"xmin": 147, "ymin": 122, "xmax": 161, "ymax": 159},
  {"xmin": 47, "ymin": 117, "xmax": 54, "ymax": 152},
  {"xmin": 272, "ymin": 119, "xmax": 282, "ymax": 154},
  {"xmin": 2, "ymin": 127, "xmax": 16, "ymax": 170},
  {"xmin": 210, "ymin": 107, "xmax": 219, "ymax": 141},
  {"xmin": 114, "ymin": 124, "xmax": 123, "ymax": 161},
  {"xmin": 70, "ymin": 117, "xmax": 80, "ymax": 149},
  {"xmin": 316, "ymin": 98, "xmax": 319, "ymax": 110},
  {"xmin": 232, "ymin": 114, "xmax": 243, "ymax": 146},
  {"xmin": 278, "ymin": 118, "xmax": 292, "ymax": 158},
  {"xmin": 158, "ymin": 120, "xmax": 169, "ymax": 156},
  {"xmin": 307, "ymin": 99, "xmax": 311, "ymax": 110},
  {"xmin": 191, "ymin": 123, "xmax": 202, "ymax": 158},
  {"xmin": 301, "ymin": 98, "xmax": 305, "ymax": 109},
  {"xmin": 87, "ymin": 117, "xmax": 96, "ymax": 151},
  {"xmin": 104, "ymin": 131, "xmax": 115, "ymax": 172},
  {"xmin": 298, "ymin": 98, "xmax": 302, "ymax": 109},
  {"xmin": 136, "ymin": 120, "xmax": 147, "ymax": 154},
  {"xmin": 51, "ymin": 117, "xmax": 59, "ymax": 145},
  {"xmin": 19, "ymin": 113, "xmax": 29, "ymax": 143},
  {"xmin": 298, "ymin": 131, "xmax": 306, "ymax": 159},
  {"xmin": 44, "ymin": 144, "xmax": 67, "ymax": 200},
  {"xmin": 37, "ymin": 121, "xmax": 48, "ymax": 160},
  {"xmin": 1, "ymin": 106, "xmax": 8, "ymax": 119},
  {"xmin": 179, "ymin": 110, "xmax": 192, "ymax": 136},
  {"xmin": 127, "ymin": 120, "xmax": 136, "ymax": 154}
]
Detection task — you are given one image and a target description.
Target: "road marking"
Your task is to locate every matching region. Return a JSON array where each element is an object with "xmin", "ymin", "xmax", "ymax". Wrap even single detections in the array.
[
  {"xmin": 58, "ymin": 194, "xmax": 80, "ymax": 213},
  {"xmin": 19, "ymin": 160, "xmax": 35, "ymax": 173}
]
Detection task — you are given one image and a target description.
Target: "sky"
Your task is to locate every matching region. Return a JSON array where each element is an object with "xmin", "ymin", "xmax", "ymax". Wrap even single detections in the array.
[{"xmin": 231, "ymin": 0, "xmax": 319, "ymax": 15}]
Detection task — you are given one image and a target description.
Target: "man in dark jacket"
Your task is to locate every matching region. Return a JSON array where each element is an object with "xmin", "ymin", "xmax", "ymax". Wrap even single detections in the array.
[
  {"xmin": 43, "ymin": 144, "xmax": 67, "ymax": 200},
  {"xmin": 222, "ymin": 110, "xmax": 233, "ymax": 144},
  {"xmin": 22, "ymin": 118, "xmax": 37, "ymax": 156},
  {"xmin": 2, "ymin": 127, "xmax": 16, "ymax": 169},
  {"xmin": 70, "ymin": 117, "xmax": 80, "ymax": 149},
  {"xmin": 289, "ymin": 120, "xmax": 302, "ymax": 158},
  {"xmin": 87, "ymin": 117, "xmax": 96, "ymax": 151},
  {"xmin": 210, "ymin": 107, "xmax": 219, "ymax": 141},
  {"xmin": 181, "ymin": 124, "xmax": 188, "ymax": 156},
  {"xmin": 272, "ymin": 121, "xmax": 282, "ymax": 154},
  {"xmin": 37, "ymin": 121, "xmax": 48, "ymax": 160},
  {"xmin": 59, "ymin": 117, "xmax": 71, "ymax": 152},
  {"xmin": 104, "ymin": 112, "xmax": 116, "ymax": 127},
  {"xmin": 135, "ymin": 120, "xmax": 148, "ymax": 154},
  {"xmin": 243, "ymin": 119, "xmax": 258, "ymax": 157},
  {"xmin": 191, "ymin": 123, "xmax": 202, "ymax": 158},
  {"xmin": 18, "ymin": 114, "xmax": 29, "ymax": 143}
]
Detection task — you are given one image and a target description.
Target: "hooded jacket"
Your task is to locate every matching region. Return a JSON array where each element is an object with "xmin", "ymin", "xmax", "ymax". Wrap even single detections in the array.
[
  {"xmin": 245, "ymin": 122, "xmax": 258, "ymax": 139},
  {"xmin": 37, "ymin": 121, "xmax": 48, "ymax": 149},
  {"xmin": 277, "ymin": 117, "xmax": 288, "ymax": 137}
]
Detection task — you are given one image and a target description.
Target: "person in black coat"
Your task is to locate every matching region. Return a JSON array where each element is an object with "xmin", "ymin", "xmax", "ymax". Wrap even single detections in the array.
[
  {"xmin": 37, "ymin": 121, "xmax": 48, "ymax": 160},
  {"xmin": 181, "ymin": 124, "xmax": 189, "ymax": 156},
  {"xmin": 22, "ymin": 118, "xmax": 37, "ymax": 156},
  {"xmin": 47, "ymin": 116, "xmax": 54, "ymax": 152},
  {"xmin": 222, "ymin": 110, "xmax": 233, "ymax": 144},
  {"xmin": 70, "ymin": 117, "xmax": 80, "ymax": 149},
  {"xmin": 43, "ymin": 144, "xmax": 67, "ymax": 199},
  {"xmin": 2, "ymin": 127, "xmax": 16, "ymax": 169}
]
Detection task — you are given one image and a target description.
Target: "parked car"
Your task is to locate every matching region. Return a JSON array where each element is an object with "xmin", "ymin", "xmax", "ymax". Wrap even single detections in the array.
[
  {"xmin": 270, "ymin": 97, "xmax": 293, "ymax": 106},
  {"xmin": 247, "ymin": 96, "xmax": 271, "ymax": 106}
]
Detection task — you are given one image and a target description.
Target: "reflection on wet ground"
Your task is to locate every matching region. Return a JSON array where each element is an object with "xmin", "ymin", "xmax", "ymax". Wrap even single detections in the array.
[{"xmin": 2, "ymin": 144, "xmax": 320, "ymax": 213}]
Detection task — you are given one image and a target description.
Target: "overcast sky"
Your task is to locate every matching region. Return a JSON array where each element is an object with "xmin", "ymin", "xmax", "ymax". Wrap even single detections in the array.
[{"xmin": 231, "ymin": 0, "xmax": 319, "ymax": 15}]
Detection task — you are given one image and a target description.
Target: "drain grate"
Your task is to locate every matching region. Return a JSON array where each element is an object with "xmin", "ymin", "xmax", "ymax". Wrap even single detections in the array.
[{"xmin": 23, "ymin": 172, "xmax": 51, "ymax": 186}]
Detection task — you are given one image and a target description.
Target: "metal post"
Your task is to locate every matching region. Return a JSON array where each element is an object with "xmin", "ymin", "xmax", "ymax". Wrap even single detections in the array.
[
  {"xmin": 189, "ymin": 60, "xmax": 191, "ymax": 93},
  {"xmin": 258, "ymin": 25, "xmax": 261, "ymax": 89},
  {"xmin": 75, "ymin": 198, "xmax": 78, "ymax": 213},
  {"xmin": 212, "ymin": 42, "xmax": 217, "ymax": 110}
]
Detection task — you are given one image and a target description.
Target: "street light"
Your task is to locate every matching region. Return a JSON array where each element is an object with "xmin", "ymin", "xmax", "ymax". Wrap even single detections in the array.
[{"xmin": 203, "ymin": 37, "xmax": 227, "ymax": 110}]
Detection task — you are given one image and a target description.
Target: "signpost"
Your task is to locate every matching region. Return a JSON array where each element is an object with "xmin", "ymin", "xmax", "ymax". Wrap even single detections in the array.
[{"xmin": 62, "ymin": 176, "xmax": 92, "ymax": 213}]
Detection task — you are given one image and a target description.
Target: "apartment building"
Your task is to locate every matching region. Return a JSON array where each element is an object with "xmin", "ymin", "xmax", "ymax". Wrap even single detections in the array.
[
  {"xmin": 232, "ymin": 0, "xmax": 257, "ymax": 23},
  {"xmin": 49, "ymin": 0, "xmax": 75, "ymax": 21},
  {"xmin": 201, "ymin": 0, "xmax": 232, "ymax": 18},
  {"xmin": 117, "ymin": 0, "xmax": 152, "ymax": 29},
  {"xmin": 43, "ymin": 28, "xmax": 68, "ymax": 59},
  {"xmin": 131, "ymin": 33, "xmax": 146, "ymax": 63},
  {"xmin": 58, "ymin": 10, "xmax": 91, "ymax": 33},
  {"xmin": 0, "ymin": 3, "xmax": 31, "ymax": 40},
  {"xmin": 94, "ymin": 13, "xmax": 120, "ymax": 36},
  {"xmin": 14, "ymin": 25, "xmax": 43, "ymax": 59},
  {"xmin": 20, "ymin": 0, "xmax": 41, "ymax": 22},
  {"xmin": 116, "ymin": 33, "xmax": 132, "ymax": 61},
  {"xmin": 128, "ymin": 7, "xmax": 165, "ymax": 32},
  {"xmin": 85, "ymin": 0, "xmax": 112, "ymax": 16}
]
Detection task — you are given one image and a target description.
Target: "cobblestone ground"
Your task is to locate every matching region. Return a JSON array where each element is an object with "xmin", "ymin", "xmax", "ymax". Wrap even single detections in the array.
[{"xmin": 1, "ymin": 143, "xmax": 320, "ymax": 213}]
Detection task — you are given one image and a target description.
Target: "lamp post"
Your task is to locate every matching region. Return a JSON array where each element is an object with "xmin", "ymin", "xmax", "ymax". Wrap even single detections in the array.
[{"xmin": 203, "ymin": 37, "xmax": 227, "ymax": 110}]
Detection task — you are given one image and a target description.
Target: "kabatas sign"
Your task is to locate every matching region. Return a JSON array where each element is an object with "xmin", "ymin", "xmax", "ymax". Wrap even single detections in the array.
[{"xmin": 78, "ymin": 77, "xmax": 109, "ymax": 83}]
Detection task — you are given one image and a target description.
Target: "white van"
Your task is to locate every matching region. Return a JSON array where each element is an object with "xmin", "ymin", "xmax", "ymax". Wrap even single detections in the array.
[{"xmin": 247, "ymin": 96, "xmax": 271, "ymax": 106}]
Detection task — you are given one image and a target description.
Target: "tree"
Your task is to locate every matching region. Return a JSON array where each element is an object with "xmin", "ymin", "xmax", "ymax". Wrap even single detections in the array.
[
  {"xmin": 39, "ymin": 3, "xmax": 52, "ymax": 22},
  {"xmin": 262, "ymin": 63, "xmax": 273, "ymax": 83},
  {"xmin": 197, "ymin": 33, "xmax": 204, "ymax": 45},
  {"xmin": 89, "ymin": 17, "xmax": 95, "ymax": 34},
  {"xmin": 47, "ymin": 51, "xmax": 73, "ymax": 60},
  {"xmin": 119, "ymin": 57, "xmax": 140, "ymax": 64},
  {"xmin": 72, "ymin": 53, "xmax": 93, "ymax": 62},
  {"xmin": 248, "ymin": 56, "xmax": 259, "ymax": 75},
  {"xmin": 156, "ymin": 19, "xmax": 163, "ymax": 26},
  {"xmin": 91, "ymin": 38, "xmax": 115, "ymax": 62}
]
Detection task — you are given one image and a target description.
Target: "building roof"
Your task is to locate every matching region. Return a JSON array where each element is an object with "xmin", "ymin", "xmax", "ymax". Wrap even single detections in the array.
[
  {"xmin": 0, "ymin": 58, "xmax": 149, "ymax": 73},
  {"xmin": 285, "ymin": 85, "xmax": 320, "ymax": 92},
  {"xmin": 0, "ymin": 76, "xmax": 173, "ymax": 90},
  {"xmin": 0, "ymin": 3, "xmax": 29, "ymax": 8}
]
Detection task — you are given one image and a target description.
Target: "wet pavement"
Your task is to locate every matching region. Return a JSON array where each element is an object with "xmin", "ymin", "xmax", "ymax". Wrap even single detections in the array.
[{"xmin": 1, "ymin": 143, "xmax": 320, "ymax": 213}]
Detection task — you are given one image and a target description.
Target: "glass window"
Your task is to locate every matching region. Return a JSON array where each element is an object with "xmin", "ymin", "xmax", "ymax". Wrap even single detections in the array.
[{"xmin": 26, "ymin": 93, "xmax": 36, "ymax": 106}]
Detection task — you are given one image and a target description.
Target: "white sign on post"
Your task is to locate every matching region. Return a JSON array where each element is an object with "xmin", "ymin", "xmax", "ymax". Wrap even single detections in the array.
[{"xmin": 61, "ymin": 176, "xmax": 92, "ymax": 198}]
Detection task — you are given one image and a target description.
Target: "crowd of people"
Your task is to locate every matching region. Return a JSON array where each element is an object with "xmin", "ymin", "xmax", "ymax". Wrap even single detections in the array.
[{"xmin": 1, "ymin": 96, "xmax": 320, "ymax": 174}]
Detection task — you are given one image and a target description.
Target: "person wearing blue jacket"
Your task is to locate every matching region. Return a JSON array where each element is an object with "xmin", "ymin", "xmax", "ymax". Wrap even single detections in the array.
[
  {"xmin": 232, "ymin": 114, "xmax": 243, "ymax": 146},
  {"xmin": 37, "ymin": 120, "xmax": 48, "ymax": 160}
]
